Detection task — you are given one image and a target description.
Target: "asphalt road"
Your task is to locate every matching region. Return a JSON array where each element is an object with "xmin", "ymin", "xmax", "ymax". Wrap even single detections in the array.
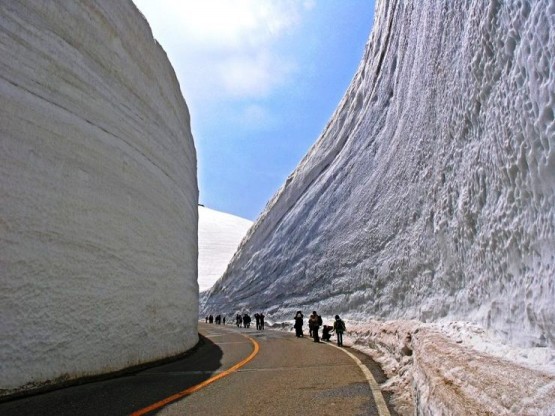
[{"xmin": 0, "ymin": 323, "xmax": 397, "ymax": 416}]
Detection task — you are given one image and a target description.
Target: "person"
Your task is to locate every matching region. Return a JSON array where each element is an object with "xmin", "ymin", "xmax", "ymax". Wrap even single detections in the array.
[
  {"xmin": 259, "ymin": 313, "xmax": 265, "ymax": 330},
  {"xmin": 222, "ymin": 316, "xmax": 226, "ymax": 325},
  {"xmin": 322, "ymin": 324, "xmax": 333, "ymax": 342},
  {"xmin": 309, "ymin": 311, "xmax": 322, "ymax": 342},
  {"xmin": 243, "ymin": 313, "xmax": 251, "ymax": 328},
  {"xmin": 208, "ymin": 315, "xmax": 214, "ymax": 324},
  {"xmin": 293, "ymin": 311, "xmax": 304, "ymax": 337},
  {"xmin": 215, "ymin": 314, "xmax": 221, "ymax": 325},
  {"xmin": 333, "ymin": 315, "xmax": 346, "ymax": 346},
  {"xmin": 205, "ymin": 316, "xmax": 209, "ymax": 323},
  {"xmin": 236, "ymin": 314, "xmax": 242, "ymax": 327},
  {"xmin": 254, "ymin": 313, "xmax": 261, "ymax": 330}
]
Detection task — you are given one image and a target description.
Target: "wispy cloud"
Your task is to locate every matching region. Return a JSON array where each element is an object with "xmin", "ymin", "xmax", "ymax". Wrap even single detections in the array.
[
  {"xmin": 218, "ymin": 51, "xmax": 297, "ymax": 99},
  {"xmin": 134, "ymin": 0, "xmax": 310, "ymax": 107}
]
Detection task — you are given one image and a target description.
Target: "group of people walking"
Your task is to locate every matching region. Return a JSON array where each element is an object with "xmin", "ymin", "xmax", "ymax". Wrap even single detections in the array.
[
  {"xmin": 235, "ymin": 312, "xmax": 265, "ymax": 330},
  {"xmin": 205, "ymin": 314, "xmax": 226, "ymax": 325},
  {"xmin": 205, "ymin": 310, "xmax": 346, "ymax": 346},
  {"xmin": 205, "ymin": 312, "xmax": 265, "ymax": 330},
  {"xmin": 294, "ymin": 311, "xmax": 346, "ymax": 346}
]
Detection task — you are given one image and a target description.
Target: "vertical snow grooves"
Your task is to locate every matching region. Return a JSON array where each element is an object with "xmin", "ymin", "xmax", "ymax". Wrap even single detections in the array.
[
  {"xmin": 202, "ymin": 0, "xmax": 555, "ymax": 360},
  {"xmin": 374, "ymin": 0, "xmax": 397, "ymax": 80}
]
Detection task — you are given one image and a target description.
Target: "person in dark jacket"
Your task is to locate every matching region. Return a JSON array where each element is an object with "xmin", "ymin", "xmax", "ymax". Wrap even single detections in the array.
[
  {"xmin": 259, "ymin": 313, "xmax": 265, "ymax": 330},
  {"xmin": 293, "ymin": 311, "xmax": 304, "ymax": 337},
  {"xmin": 322, "ymin": 324, "xmax": 333, "ymax": 342},
  {"xmin": 333, "ymin": 315, "xmax": 346, "ymax": 346},
  {"xmin": 309, "ymin": 311, "xmax": 322, "ymax": 342}
]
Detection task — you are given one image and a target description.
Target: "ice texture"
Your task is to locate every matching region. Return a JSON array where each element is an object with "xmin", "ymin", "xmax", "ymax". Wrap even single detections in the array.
[
  {"xmin": 198, "ymin": 206, "xmax": 252, "ymax": 292},
  {"xmin": 0, "ymin": 1, "xmax": 198, "ymax": 396},
  {"xmin": 202, "ymin": 0, "xmax": 555, "ymax": 351}
]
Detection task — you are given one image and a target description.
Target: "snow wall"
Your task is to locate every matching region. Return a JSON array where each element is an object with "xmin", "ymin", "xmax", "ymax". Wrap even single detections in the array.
[
  {"xmin": 198, "ymin": 206, "xmax": 252, "ymax": 292},
  {"xmin": 202, "ymin": 0, "xmax": 555, "ymax": 350},
  {"xmin": 0, "ymin": 1, "xmax": 198, "ymax": 396}
]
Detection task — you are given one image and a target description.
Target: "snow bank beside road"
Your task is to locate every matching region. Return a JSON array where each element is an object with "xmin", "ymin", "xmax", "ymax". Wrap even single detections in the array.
[
  {"xmin": 346, "ymin": 320, "xmax": 555, "ymax": 415},
  {"xmin": 202, "ymin": 0, "xmax": 555, "ymax": 351},
  {"xmin": 0, "ymin": 0, "xmax": 198, "ymax": 397}
]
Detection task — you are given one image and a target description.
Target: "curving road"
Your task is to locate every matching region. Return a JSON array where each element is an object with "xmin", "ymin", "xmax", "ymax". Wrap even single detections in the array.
[
  {"xmin": 154, "ymin": 323, "xmax": 396, "ymax": 416},
  {"xmin": 0, "ymin": 323, "xmax": 397, "ymax": 416}
]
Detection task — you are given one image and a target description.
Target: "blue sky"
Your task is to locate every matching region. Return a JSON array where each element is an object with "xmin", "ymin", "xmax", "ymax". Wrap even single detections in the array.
[{"xmin": 133, "ymin": 1, "xmax": 375, "ymax": 220}]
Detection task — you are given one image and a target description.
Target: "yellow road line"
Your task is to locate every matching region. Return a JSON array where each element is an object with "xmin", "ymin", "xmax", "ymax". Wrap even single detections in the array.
[
  {"xmin": 327, "ymin": 343, "xmax": 391, "ymax": 416},
  {"xmin": 130, "ymin": 334, "xmax": 260, "ymax": 416}
]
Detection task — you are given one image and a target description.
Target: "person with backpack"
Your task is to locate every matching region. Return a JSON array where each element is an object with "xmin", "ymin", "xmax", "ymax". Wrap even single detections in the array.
[
  {"xmin": 309, "ymin": 311, "xmax": 322, "ymax": 342},
  {"xmin": 333, "ymin": 315, "xmax": 346, "ymax": 346}
]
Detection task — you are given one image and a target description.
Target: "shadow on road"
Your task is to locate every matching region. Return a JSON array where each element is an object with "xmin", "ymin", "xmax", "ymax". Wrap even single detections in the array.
[{"xmin": 0, "ymin": 334, "xmax": 223, "ymax": 416}]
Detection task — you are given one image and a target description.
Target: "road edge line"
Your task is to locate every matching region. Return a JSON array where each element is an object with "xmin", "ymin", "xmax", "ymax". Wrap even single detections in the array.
[
  {"xmin": 326, "ymin": 342, "xmax": 391, "ymax": 416},
  {"xmin": 130, "ymin": 333, "xmax": 259, "ymax": 416}
]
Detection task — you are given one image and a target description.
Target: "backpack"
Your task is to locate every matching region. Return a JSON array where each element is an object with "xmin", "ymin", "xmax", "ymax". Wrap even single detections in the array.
[{"xmin": 338, "ymin": 320, "xmax": 346, "ymax": 331}]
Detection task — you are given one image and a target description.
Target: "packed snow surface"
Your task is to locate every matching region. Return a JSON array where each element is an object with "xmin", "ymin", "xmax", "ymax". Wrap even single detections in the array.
[
  {"xmin": 202, "ymin": 0, "xmax": 555, "ymax": 413},
  {"xmin": 198, "ymin": 206, "xmax": 252, "ymax": 292},
  {"xmin": 0, "ymin": 0, "xmax": 198, "ymax": 397}
]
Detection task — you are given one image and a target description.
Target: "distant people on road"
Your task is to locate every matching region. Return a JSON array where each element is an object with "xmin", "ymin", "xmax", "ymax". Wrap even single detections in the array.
[
  {"xmin": 223, "ymin": 316, "xmax": 226, "ymax": 325},
  {"xmin": 333, "ymin": 315, "xmax": 346, "ymax": 346},
  {"xmin": 294, "ymin": 311, "xmax": 304, "ymax": 337},
  {"xmin": 205, "ymin": 316, "xmax": 209, "ymax": 323},
  {"xmin": 243, "ymin": 314, "xmax": 251, "ymax": 328},
  {"xmin": 215, "ymin": 314, "xmax": 221, "ymax": 325},
  {"xmin": 254, "ymin": 313, "xmax": 261, "ymax": 330},
  {"xmin": 236, "ymin": 314, "xmax": 242, "ymax": 327},
  {"xmin": 259, "ymin": 313, "xmax": 265, "ymax": 330},
  {"xmin": 322, "ymin": 324, "xmax": 333, "ymax": 342},
  {"xmin": 309, "ymin": 311, "xmax": 322, "ymax": 342},
  {"xmin": 209, "ymin": 314, "xmax": 214, "ymax": 324}
]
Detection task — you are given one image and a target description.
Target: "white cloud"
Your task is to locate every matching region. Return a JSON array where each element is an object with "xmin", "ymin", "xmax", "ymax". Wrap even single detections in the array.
[
  {"xmin": 218, "ymin": 51, "xmax": 297, "ymax": 98},
  {"xmin": 134, "ymin": 0, "xmax": 310, "ymax": 104}
]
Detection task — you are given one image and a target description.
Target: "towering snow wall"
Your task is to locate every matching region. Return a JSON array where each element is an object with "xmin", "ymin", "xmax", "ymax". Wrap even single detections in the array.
[
  {"xmin": 198, "ymin": 206, "xmax": 252, "ymax": 292},
  {"xmin": 202, "ymin": 0, "xmax": 555, "ymax": 349},
  {"xmin": 0, "ymin": 1, "xmax": 198, "ymax": 396}
]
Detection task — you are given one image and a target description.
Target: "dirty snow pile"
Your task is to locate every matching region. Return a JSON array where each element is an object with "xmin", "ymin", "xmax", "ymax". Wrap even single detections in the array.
[
  {"xmin": 344, "ymin": 319, "xmax": 555, "ymax": 415},
  {"xmin": 0, "ymin": 0, "xmax": 198, "ymax": 397},
  {"xmin": 202, "ymin": 0, "xmax": 555, "ymax": 413},
  {"xmin": 198, "ymin": 206, "xmax": 252, "ymax": 292}
]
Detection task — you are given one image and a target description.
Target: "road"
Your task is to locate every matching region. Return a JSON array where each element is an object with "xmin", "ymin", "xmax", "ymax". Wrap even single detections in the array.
[{"xmin": 0, "ymin": 323, "xmax": 397, "ymax": 416}]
